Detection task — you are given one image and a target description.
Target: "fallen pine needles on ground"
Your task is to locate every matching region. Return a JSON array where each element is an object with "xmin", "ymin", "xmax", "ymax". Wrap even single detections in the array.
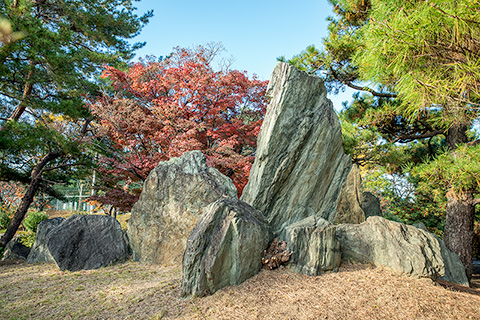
[{"xmin": 0, "ymin": 261, "xmax": 479, "ymax": 320}]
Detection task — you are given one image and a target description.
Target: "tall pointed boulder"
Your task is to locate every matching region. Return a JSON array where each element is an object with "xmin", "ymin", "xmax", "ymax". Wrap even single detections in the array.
[{"xmin": 241, "ymin": 62, "xmax": 364, "ymax": 237}]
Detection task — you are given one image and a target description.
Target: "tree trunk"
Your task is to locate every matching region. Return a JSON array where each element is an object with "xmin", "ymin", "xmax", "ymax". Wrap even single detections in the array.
[
  {"xmin": 443, "ymin": 123, "xmax": 474, "ymax": 284},
  {"xmin": 0, "ymin": 151, "xmax": 62, "ymax": 249},
  {"xmin": 0, "ymin": 61, "xmax": 34, "ymax": 132},
  {"xmin": 444, "ymin": 191, "xmax": 475, "ymax": 282}
]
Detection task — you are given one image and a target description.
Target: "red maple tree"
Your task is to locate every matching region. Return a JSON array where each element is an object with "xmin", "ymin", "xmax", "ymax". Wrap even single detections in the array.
[{"xmin": 89, "ymin": 44, "xmax": 268, "ymax": 211}]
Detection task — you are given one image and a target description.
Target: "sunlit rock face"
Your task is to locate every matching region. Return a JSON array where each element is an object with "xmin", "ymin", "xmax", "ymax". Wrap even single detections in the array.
[
  {"xmin": 127, "ymin": 151, "xmax": 237, "ymax": 265},
  {"xmin": 241, "ymin": 62, "xmax": 365, "ymax": 238}
]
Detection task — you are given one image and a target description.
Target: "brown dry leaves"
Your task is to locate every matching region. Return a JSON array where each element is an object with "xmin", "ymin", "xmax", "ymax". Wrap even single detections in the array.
[{"xmin": 0, "ymin": 261, "xmax": 479, "ymax": 320}]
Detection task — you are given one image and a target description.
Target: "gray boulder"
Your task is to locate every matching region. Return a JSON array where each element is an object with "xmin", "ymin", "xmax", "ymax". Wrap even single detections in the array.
[
  {"xmin": 336, "ymin": 216, "xmax": 469, "ymax": 286},
  {"xmin": 181, "ymin": 197, "xmax": 271, "ymax": 298},
  {"xmin": 362, "ymin": 192, "xmax": 383, "ymax": 218},
  {"xmin": 241, "ymin": 62, "xmax": 364, "ymax": 237},
  {"xmin": 412, "ymin": 221, "xmax": 428, "ymax": 231},
  {"xmin": 47, "ymin": 215, "xmax": 128, "ymax": 271},
  {"xmin": 127, "ymin": 151, "xmax": 237, "ymax": 265},
  {"xmin": 1, "ymin": 237, "xmax": 30, "ymax": 261},
  {"xmin": 27, "ymin": 217, "xmax": 65, "ymax": 264},
  {"xmin": 285, "ymin": 216, "xmax": 341, "ymax": 276}
]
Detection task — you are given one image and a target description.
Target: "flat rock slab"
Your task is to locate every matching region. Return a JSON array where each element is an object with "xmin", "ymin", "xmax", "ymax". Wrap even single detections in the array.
[
  {"xmin": 336, "ymin": 216, "xmax": 469, "ymax": 286},
  {"xmin": 127, "ymin": 151, "xmax": 237, "ymax": 265},
  {"xmin": 47, "ymin": 215, "xmax": 128, "ymax": 271},
  {"xmin": 27, "ymin": 217, "xmax": 65, "ymax": 264},
  {"xmin": 181, "ymin": 198, "xmax": 271, "ymax": 298}
]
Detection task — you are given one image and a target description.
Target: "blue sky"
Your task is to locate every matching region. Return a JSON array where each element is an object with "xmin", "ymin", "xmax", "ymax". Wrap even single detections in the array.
[{"xmin": 130, "ymin": 0, "xmax": 353, "ymax": 111}]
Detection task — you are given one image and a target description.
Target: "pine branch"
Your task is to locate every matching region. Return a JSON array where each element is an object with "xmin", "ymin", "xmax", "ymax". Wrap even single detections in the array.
[
  {"xmin": 329, "ymin": 67, "xmax": 397, "ymax": 98},
  {"xmin": 392, "ymin": 129, "xmax": 444, "ymax": 143},
  {"xmin": 428, "ymin": 2, "xmax": 480, "ymax": 25}
]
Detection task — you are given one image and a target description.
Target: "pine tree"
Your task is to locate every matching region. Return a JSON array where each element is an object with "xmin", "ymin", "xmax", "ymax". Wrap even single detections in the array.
[
  {"xmin": 0, "ymin": 0, "xmax": 151, "ymax": 249},
  {"xmin": 287, "ymin": 0, "xmax": 480, "ymax": 282}
]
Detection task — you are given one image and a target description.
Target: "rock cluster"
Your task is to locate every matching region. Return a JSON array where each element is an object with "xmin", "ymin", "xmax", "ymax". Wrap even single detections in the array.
[
  {"xmin": 238, "ymin": 62, "xmax": 467, "ymax": 285},
  {"xmin": 127, "ymin": 62, "xmax": 468, "ymax": 297}
]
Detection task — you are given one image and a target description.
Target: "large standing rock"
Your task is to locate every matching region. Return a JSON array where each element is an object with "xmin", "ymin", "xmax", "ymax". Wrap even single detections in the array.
[
  {"xmin": 336, "ymin": 216, "xmax": 469, "ymax": 286},
  {"xmin": 285, "ymin": 216, "xmax": 341, "ymax": 276},
  {"xmin": 127, "ymin": 151, "xmax": 237, "ymax": 265},
  {"xmin": 27, "ymin": 217, "xmax": 65, "ymax": 264},
  {"xmin": 241, "ymin": 62, "xmax": 364, "ymax": 237},
  {"xmin": 181, "ymin": 197, "xmax": 271, "ymax": 298},
  {"xmin": 47, "ymin": 215, "xmax": 128, "ymax": 271}
]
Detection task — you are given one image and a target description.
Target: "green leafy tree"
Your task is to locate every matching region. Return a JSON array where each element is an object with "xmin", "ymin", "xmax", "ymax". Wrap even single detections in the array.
[
  {"xmin": 287, "ymin": 0, "xmax": 480, "ymax": 281},
  {"xmin": 0, "ymin": 0, "xmax": 151, "ymax": 250}
]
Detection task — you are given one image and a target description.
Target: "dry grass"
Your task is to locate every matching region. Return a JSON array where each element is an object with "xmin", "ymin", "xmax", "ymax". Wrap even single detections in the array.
[{"xmin": 0, "ymin": 261, "xmax": 479, "ymax": 320}]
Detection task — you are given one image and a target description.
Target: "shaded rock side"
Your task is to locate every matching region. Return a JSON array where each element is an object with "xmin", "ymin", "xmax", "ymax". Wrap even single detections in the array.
[
  {"xmin": 336, "ymin": 216, "xmax": 469, "ymax": 286},
  {"xmin": 127, "ymin": 151, "xmax": 237, "ymax": 265},
  {"xmin": 362, "ymin": 192, "xmax": 383, "ymax": 218},
  {"xmin": 241, "ymin": 62, "xmax": 364, "ymax": 236},
  {"xmin": 334, "ymin": 165, "xmax": 365, "ymax": 224},
  {"xmin": 47, "ymin": 215, "xmax": 128, "ymax": 271},
  {"xmin": 181, "ymin": 198, "xmax": 271, "ymax": 298},
  {"xmin": 1, "ymin": 237, "xmax": 30, "ymax": 261},
  {"xmin": 285, "ymin": 216, "xmax": 341, "ymax": 276},
  {"xmin": 27, "ymin": 217, "xmax": 65, "ymax": 264}
]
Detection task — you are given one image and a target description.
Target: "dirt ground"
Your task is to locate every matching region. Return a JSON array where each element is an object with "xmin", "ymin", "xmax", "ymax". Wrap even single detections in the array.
[{"xmin": 1, "ymin": 261, "xmax": 479, "ymax": 320}]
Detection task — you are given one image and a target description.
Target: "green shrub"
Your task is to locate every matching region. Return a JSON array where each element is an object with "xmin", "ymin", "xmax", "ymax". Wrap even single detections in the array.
[
  {"xmin": 76, "ymin": 211, "xmax": 91, "ymax": 215},
  {"xmin": 0, "ymin": 210, "xmax": 12, "ymax": 230},
  {"xmin": 23, "ymin": 210, "xmax": 49, "ymax": 233},
  {"xmin": 19, "ymin": 231, "xmax": 36, "ymax": 248}
]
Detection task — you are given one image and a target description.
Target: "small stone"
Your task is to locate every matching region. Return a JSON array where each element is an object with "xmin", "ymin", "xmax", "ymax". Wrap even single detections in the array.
[
  {"xmin": 362, "ymin": 192, "xmax": 383, "ymax": 218},
  {"xmin": 2, "ymin": 237, "xmax": 30, "ymax": 261},
  {"xmin": 285, "ymin": 217, "xmax": 341, "ymax": 276}
]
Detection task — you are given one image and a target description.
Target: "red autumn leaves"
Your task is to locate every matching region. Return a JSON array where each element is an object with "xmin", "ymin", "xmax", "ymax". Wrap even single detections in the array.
[{"xmin": 89, "ymin": 45, "xmax": 268, "ymax": 211}]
